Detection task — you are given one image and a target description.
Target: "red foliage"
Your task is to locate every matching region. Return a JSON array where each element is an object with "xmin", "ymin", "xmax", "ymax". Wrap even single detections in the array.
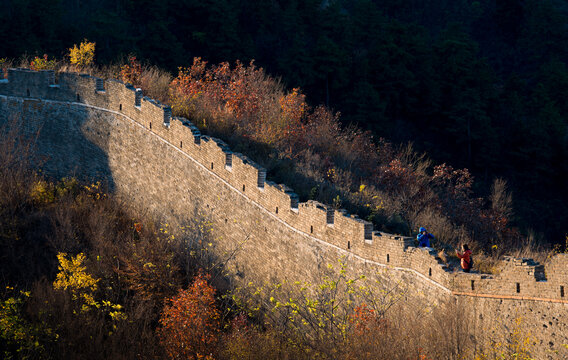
[
  {"xmin": 30, "ymin": 54, "xmax": 56, "ymax": 71},
  {"xmin": 169, "ymin": 58, "xmax": 275, "ymax": 122},
  {"xmin": 120, "ymin": 56, "xmax": 142, "ymax": 87},
  {"xmin": 349, "ymin": 304, "xmax": 383, "ymax": 336},
  {"xmin": 432, "ymin": 163, "xmax": 474, "ymax": 197},
  {"xmin": 376, "ymin": 157, "xmax": 430, "ymax": 210},
  {"xmin": 157, "ymin": 272, "xmax": 220, "ymax": 359},
  {"xmin": 432, "ymin": 164, "xmax": 480, "ymax": 221},
  {"xmin": 380, "ymin": 159, "xmax": 414, "ymax": 193}
]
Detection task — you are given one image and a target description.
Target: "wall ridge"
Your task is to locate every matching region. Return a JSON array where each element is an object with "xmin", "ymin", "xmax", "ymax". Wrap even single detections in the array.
[{"xmin": 1, "ymin": 68, "xmax": 567, "ymax": 305}]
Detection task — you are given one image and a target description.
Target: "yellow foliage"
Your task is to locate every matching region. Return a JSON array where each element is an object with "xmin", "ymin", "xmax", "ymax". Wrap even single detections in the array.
[
  {"xmin": 30, "ymin": 180, "xmax": 55, "ymax": 205},
  {"xmin": 83, "ymin": 181, "xmax": 106, "ymax": 200},
  {"xmin": 53, "ymin": 252, "xmax": 126, "ymax": 319},
  {"xmin": 68, "ymin": 40, "xmax": 96, "ymax": 67},
  {"xmin": 472, "ymin": 316, "xmax": 536, "ymax": 360},
  {"xmin": 0, "ymin": 291, "xmax": 48, "ymax": 356},
  {"xmin": 53, "ymin": 253, "xmax": 99, "ymax": 296},
  {"xmin": 0, "ymin": 58, "xmax": 6, "ymax": 77},
  {"xmin": 30, "ymin": 177, "xmax": 78, "ymax": 205},
  {"xmin": 55, "ymin": 177, "xmax": 78, "ymax": 197}
]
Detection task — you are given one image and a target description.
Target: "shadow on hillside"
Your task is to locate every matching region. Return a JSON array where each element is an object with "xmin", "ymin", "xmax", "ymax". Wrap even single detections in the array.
[{"xmin": 0, "ymin": 97, "xmax": 116, "ymax": 190}]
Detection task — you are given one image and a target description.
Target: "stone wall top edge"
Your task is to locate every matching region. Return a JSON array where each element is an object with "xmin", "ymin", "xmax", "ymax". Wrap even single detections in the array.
[
  {"xmin": 7, "ymin": 68, "xmax": 51, "ymax": 81},
  {"xmin": 232, "ymin": 152, "xmax": 264, "ymax": 171},
  {"xmin": 8, "ymin": 67, "xmax": 36, "ymax": 73},
  {"xmin": 206, "ymin": 136, "xmax": 230, "ymax": 151},
  {"xmin": 301, "ymin": 200, "xmax": 326, "ymax": 209}
]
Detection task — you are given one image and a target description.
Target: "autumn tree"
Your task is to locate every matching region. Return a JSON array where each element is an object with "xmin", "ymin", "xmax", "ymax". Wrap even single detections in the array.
[
  {"xmin": 120, "ymin": 55, "xmax": 142, "ymax": 87},
  {"xmin": 53, "ymin": 252, "xmax": 125, "ymax": 320},
  {"xmin": 157, "ymin": 272, "xmax": 220, "ymax": 359},
  {"xmin": 68, "ymin": 39, "xmax": 96, "ymax": 67}
]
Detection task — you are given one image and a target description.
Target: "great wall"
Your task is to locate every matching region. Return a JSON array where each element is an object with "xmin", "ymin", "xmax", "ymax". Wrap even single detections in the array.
[{"xmin": 0, "ymin": 68, "xmax": 567, "ymax": 358}]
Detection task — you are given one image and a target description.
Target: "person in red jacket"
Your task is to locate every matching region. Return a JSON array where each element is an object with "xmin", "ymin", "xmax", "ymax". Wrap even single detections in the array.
[{"xmin": 456, "ymin": 244, "xmax": 473, "ymax": 272}]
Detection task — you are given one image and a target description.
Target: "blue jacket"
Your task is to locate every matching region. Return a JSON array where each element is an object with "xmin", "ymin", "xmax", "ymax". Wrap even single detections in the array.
[{"xmin": 417, "ymin": 232, "xmax": 435, "ymax": 247}]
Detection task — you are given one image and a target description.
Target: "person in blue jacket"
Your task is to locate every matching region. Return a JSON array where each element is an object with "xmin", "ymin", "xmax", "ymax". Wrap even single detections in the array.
[{"xmin": 417, "ymin": 227, "xmax": 435, "ymax": 247}]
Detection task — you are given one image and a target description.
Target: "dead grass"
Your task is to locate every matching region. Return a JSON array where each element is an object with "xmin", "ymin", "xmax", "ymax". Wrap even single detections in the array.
[
  {"xmin": 139, "ymin": 65, "xmax": 172, "ymax": 103},
  {"xmin": 472, "ymin": 252, "xmax": 503, "ymax": 274}
]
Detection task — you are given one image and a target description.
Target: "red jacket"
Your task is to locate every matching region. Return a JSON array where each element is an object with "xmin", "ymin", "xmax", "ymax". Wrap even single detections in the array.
[{"xmin": 456, "ymin": 249, "xmax": 472, "ymax": 270}]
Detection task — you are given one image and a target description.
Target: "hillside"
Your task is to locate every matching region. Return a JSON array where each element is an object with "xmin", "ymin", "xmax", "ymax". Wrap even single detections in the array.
[
  {"xmin": 1, "ymin": 0, "xmax": 567, "ymax": 241},
  {"xmin": 1, "ymin": 53, "xmax": 535, "ymax": 263},
  {"xmin": 1, "ymin": 67, "xmax": 567, "ymax": 359}
]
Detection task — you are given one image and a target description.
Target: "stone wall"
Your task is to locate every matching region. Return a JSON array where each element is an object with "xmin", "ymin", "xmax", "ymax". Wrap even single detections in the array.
[{"xmin": 0, "ymin": 68, "xmax": 567, "ymax": 358}]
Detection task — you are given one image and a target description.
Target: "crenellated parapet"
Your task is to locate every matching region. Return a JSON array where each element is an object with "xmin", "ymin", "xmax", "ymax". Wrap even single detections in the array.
[{"xmin": 1, "ymin": 68, "xmax": 567, "ymax": 305}]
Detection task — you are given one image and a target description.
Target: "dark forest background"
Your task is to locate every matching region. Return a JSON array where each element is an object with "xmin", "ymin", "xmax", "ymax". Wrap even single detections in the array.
[{"xmin": 1, "ymin": 0, "xmax": 567, "ymax": 243}]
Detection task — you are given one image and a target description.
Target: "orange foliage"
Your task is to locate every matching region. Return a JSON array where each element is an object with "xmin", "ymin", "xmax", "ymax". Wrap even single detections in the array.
[
  {"xmin": 168, "ymin": 57, "xmax": 381, "ymax": 166},
  {"xmin": 120, "ymin": 56, "xmax": 142, "ymax": 87},
  {"xmin": 169, "ymin": 58, "xmax": 307, "ymax": 147},
  {"xmin": 412, "ymin": 348, "xmax": 434, "ymax": 360},
  {"xmin": 349, "ymin": 304, "xmax": 375, "ymax": 334},
  {"xmin": 157, "ymin": 272, "xmax": 220, "ymax": 359},
  {"xmin": 169, "ymin": 58, "xmax": 271, "ymax": 120},
  {"xmin": 280, "ymin": 88, "xmax": 307, "ymax": 124},
  {"xmin": 348, "ymin": 304, "xmax": 388, "ymax": 337}
]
